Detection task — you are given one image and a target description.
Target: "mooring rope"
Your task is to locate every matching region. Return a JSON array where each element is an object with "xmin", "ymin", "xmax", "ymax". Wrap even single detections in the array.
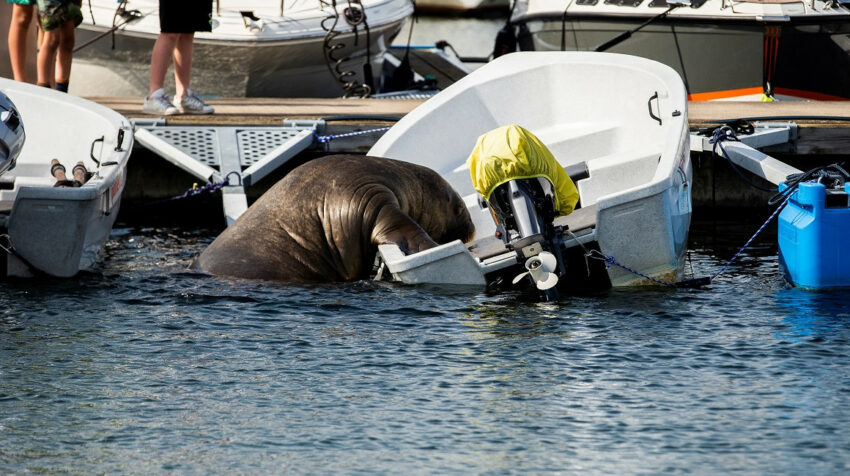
[
  {"xmin": 143, "ymin": 178, "xmax": 231, "ymax": 207},
  {"xmin": 585, "ymin": 195, "xmax": 790, "ymax": 288},
  {"xmin": 0, "ymin": 234, "xmax": 49, "ymax": 277},
  {"xmin": 707, "ymin": 194, "xmax": 790, "ymax": 282},
  {"xmin": 586, "ymin": 249, "xmax": 679, "ymax": 288},
  {"xmin": 710, "ymin": 125, "xmax": 777, "ymax": 193},
  {"xmin": 313, "ymin": 126, "xmax": 392, "ymax": 144}
]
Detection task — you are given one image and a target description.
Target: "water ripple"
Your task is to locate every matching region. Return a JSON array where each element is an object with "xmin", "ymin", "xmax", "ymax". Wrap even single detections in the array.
[{"xmin": 1, "ymin": 221, "xmax": 849, "ymax": 474}]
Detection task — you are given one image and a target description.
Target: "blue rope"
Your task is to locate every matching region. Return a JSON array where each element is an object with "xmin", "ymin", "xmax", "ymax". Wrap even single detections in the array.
[
  {"xmin": 709, "ymin": 194, "xmax": 790, "ymax": 281},
  {"xmin": 173, "ymin": 179, "xmax": 230, "ymax": 200},
  {"xmin": 144, "ymin": 178, "xmax": 230, "ymax": 206},
  {"xmin": 710, "ymin": 126, "xmax": 777, "ymax": 193},
  {"xmin": 585, "ymin": 195, "xmax": 790, "ymax": 288},
  {"xmin": 587, "ymin": 250, "xmax": 678, "ymax": 288},
  {"xmin": 313, "ymin": 126, "xmax": 392, "ymax": 144}
]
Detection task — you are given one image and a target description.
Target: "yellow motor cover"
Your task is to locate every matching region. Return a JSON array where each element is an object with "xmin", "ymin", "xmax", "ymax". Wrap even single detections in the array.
[{"xmin": 466, "ymin": 124, "xmax": 579, "ymax": 216}]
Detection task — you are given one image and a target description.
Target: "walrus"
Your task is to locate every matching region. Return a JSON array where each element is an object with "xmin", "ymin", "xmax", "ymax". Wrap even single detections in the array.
[{"xmin": 194, "ymin": 155, "xmax": 476, "ymax": 282}]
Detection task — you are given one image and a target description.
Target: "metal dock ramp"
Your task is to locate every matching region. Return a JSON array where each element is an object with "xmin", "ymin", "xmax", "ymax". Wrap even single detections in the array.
[{"xmin": 133, "ymin": 119, "xmax": 318, "ymax": 225}]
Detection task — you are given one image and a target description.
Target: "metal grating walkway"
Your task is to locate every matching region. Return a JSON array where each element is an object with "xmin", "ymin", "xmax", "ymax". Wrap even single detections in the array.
[
  {"xmin": 142, "ymin": 126, "xmax": 313, "ymax": 170},
  {"xmin": 133, "ymin": 121, "xmax": 318, "ymax": 225}
]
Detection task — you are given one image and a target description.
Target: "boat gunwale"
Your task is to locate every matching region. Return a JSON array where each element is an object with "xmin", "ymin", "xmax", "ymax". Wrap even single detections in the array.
[
  {"xmin": 511, "ymin": 10, "xmax": 850, "ymax": 22},
  {"xmin": 0, "ymin": 79, "xmax": 133, "ymax": 205},
  {"xmin": 79, "ymin": 0, "xmax": 414, "ymax": 43}
]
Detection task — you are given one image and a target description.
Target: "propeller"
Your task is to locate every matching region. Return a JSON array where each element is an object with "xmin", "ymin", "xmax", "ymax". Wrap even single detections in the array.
[{"xmin": 512, "ymin": 251, "xmax": 559, "ymax": 290}]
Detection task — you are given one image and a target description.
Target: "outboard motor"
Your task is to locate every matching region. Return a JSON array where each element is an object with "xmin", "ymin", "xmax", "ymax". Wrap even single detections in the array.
[
  {"xmin": 0, "ymin": 91, "xmax": 24, "ymax": 176},
  {"xmin": 466, "ymin": 124, "xmax": 584, "ymax": 300},
  {"xmin": 486, "ymin": 177, "xmax": 565, "ymax": 298},
  {"xmin": 467, "ymin": 124, "xmax": 581, "ymax": 301}
]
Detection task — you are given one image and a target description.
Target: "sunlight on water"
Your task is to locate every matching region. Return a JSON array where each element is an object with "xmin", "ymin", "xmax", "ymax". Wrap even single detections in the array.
[{"xmin": 1, "ymin": 214, "xmax": 849, "ymax": 474}]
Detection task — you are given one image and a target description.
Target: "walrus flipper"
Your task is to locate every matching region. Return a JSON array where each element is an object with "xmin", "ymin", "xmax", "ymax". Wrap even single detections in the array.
[{"xmin": 371, "ymin": 206, "xmax": 438, "ymax": 255}]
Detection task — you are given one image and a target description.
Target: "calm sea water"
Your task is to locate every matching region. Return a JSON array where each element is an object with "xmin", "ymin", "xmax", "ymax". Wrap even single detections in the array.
[
  {"xmin": 2, "ymin": 14, "xmax": 849, "ymax": 476},
  {"xmin": 1, "ymin": 212, "xmax": 849, "ymax": 474}
]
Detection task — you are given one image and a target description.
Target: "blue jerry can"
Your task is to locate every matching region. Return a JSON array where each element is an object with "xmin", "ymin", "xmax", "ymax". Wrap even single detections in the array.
[{"xmin": 778, "ymin": 181, "xmax": 850, "ymax": 289}]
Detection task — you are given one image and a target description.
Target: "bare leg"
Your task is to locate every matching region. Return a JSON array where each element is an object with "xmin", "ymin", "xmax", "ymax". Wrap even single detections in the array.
[
  {"xmin": 172, "ymin": 33, "xmax": 194, "ymax": 101},
  {"xmin": 54, "ymin": 20, "xmax": 75, "ymax": 90},
  {"xmin": 147, "ymin": 33, "xmax": 179, "ymax": 96},
  {"xmin": 72, "ymin": 161, "xmax": 87, "ymax": 185},
  {"xmin": 50, "ymin": 159, "xmax": 67, "ymax": 182},
  {"xmin": 37, "ymin": 28, "xmax": 61, "ymax": 87},
  {"xmin": 7, "ymin": 4, "xmax": 34, "ymax": 82}
]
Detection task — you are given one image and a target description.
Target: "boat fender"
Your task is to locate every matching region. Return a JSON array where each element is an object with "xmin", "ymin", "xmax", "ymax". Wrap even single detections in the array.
[
  {"xmin": 240, "ymin": 11, "xmax": 264, "ymax": 31},
  {"xmin": 492, "ymin": 24, "xmax": 516, "ymax": 59}
]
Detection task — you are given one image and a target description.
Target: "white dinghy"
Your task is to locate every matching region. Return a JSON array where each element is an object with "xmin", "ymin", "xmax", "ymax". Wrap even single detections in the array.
[
  {"xmin": 0, "ymin": 79, "xmax": 133, "ymax": 277},
  {"xmin": 71, "ymin": 0, "xmax": 414, "ymax": 98},
  {"xmin": 369, "ymin": 52, "xmax": 692, "ymax": 294}
]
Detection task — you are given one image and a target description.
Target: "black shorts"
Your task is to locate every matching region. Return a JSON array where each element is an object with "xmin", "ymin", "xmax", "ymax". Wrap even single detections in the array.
[{"xmin": 159, "ymin": 0, "xmax": 213, "ymax": 33}]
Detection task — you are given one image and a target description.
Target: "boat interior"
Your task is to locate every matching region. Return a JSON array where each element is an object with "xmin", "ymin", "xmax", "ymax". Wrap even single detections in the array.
[
  {"xmin": 370, "ymin": 52, "xmax": 688, "ymax": 241},
  {"xmin": 0, "ymin": 82, "xmax": 130, "ymax": 211}
]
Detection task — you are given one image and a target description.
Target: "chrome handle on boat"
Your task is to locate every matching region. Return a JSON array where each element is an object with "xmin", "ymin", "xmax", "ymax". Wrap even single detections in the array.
[
  {"xmin": 115, "ymin": 129, "xmax": 125, "ymax": 152},
  {"xmin": 647, "ymin": 91, "xmax": 662, "ymax": 126},
  {"xmin": 90, "ymin": 135, "xmax": 104, "ymax": 166}
]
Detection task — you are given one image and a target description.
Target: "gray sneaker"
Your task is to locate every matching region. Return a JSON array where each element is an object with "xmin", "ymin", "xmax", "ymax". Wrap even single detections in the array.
[
  {"xmin": 178, "ymin": 90, "xmax": 214, "ymax": 115},
  {"xmin": 142, "ymin": 88, "xmax": 179, "ymax": 115}
]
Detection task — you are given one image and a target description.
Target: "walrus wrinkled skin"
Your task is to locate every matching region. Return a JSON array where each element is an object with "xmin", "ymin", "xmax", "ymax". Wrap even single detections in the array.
[{"xmin": 194, "ymin": 155, "xmax": 476, "ymax": 282}]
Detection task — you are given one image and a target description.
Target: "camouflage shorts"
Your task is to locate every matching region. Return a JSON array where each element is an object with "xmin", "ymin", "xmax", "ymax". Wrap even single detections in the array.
[{"xmin": 35, "ymin": 0, "xmax": 82, "ymax": 31}]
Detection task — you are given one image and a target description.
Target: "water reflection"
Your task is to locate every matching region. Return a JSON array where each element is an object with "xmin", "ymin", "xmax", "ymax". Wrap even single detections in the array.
[
  {"xmin": 2, "ymin": 219, "xmax": 850, "ymax": 473},
  {"xmin": 776, "ymin": 288, "xmax": 850, "ymax": 340}
]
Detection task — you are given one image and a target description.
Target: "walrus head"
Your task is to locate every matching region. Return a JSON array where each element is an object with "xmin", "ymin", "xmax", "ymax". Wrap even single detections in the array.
[
  {"xmin": 438, "ymin": 193, "xmax": 476, "ymax": 245},
  {"xmin": 411, "ymin": 171, "xmax": 476, "ymax": 246}
]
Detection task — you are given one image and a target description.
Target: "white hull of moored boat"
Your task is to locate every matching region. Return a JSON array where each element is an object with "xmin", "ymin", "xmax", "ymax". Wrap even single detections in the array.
[
  {"xmin": 510, "ymin": 0, "xmax": 850, "ymax": 101},
  {"xmin": 0, "ymin": 78, "xmax": 133, "ymax": 277},
  {"xmin": 370, "ymin": 51, "xmax": 692, "ymax": 287},
  {"xmin": 71, "ymin": 0, "xmax": 414, "ymax": 98},
  {"xmin": 415, "ymin": 0, "xmax": 509, "ymax": 13}
]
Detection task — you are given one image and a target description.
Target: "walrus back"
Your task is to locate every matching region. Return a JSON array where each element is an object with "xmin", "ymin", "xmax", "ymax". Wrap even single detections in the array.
[{"xmin": 194, "ymin": 154, "xmax": 474, "ymax": 282}]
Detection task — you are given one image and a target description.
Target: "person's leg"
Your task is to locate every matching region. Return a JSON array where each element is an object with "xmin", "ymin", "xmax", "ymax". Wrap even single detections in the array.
[
  {"xmin": 171, "ymin": 31, "xmax": 212, "ymax": 114},
  {"xmin": 37, "ymin": 27, "xmax": 60, "ymax": 87},
  {"xmin": 7, "ymin": 4, "xmax": 35, "ymax": 82},
  {"xmin": 72, "ymin": 161, "xmax": 87, "ymax": 185},
  {"xmin": 53, "ymin": 19, "xmax": 74, "ymax": 91},
  {"xmin": 143, "ymin": 32, "xmax": 180, "ymax": 114},
  {"xmin": 147, "ymin": 32, "xmax": 179, "ymax": 96},
  {"xmin": 172, "ymin": 32, "xmax": 194, "ymax": 101}
]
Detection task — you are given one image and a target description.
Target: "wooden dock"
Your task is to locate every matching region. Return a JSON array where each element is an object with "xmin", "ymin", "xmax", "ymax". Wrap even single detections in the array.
[
  {"xmin": 94, "ymin": 97, "xmax": 423, "ymax": 125},
  {"xmin": 95, "ymin": 97, "xmax": 850, "ymax": 154},
  {"xmin": 98, "ymin": 96, "xmax": 850, "ymax": 214}
]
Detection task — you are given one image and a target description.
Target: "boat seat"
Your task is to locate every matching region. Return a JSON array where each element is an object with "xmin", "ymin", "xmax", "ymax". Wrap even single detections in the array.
[
  {"xmin": 1, "ymin": 162, "xmax": 67, "ymax": 189},
  {"xmin": 466, "ymin": 204, "xmax": 597, "ymax": 260},
  {"xmin": 0, "ymin": 175, "xmax": 14, "ymax": 190},
  {"xmin": 565, "ymin": 161, "xmax": 589, "ymax": 183},
  {"xmin": 467, "ymin": 235, "xmax": 509, "ymax": 261},
  {"xmin": 553, "ymin": 203, "xmax": 597, "ymax": 233}
]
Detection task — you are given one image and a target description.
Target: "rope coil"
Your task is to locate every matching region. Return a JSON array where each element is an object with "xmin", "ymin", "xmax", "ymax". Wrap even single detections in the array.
[
  {"xmin": 319, "ymin": 0, "xmax": 373, "ymax": 98},
  {"xmin": 710, "ymin": 125, "xmax": 776, "ymax": 193}
]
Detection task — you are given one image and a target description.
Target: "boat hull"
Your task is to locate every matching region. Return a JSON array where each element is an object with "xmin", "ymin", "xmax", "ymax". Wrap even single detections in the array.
[
  {"xmin": 415, "ymin": 0, "xmax": 509, "ymax": 13},
  {"xmin": 516, "ymin": 17, "xmax": 850, "ymax": 100},
  {"xmin": 71, "ymin": 20, "xmax": 406, "ymax": 98},
  {"xmin": 0, "ymin": 79, "xmax": 132, "ymax": 278},
  {"xmin": 370, "ymin": 52, "xmax": 692, "ymax": 287}
]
